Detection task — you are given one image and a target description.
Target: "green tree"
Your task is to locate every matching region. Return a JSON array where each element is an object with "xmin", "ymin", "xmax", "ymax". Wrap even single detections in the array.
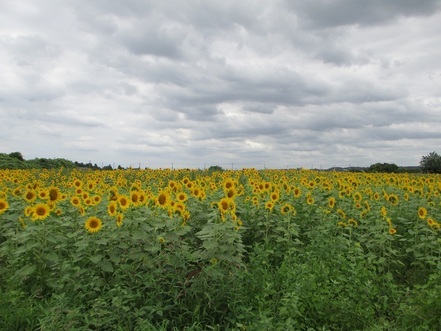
[
  {"xmin": 420, "ymin": 151, "xmax": 441, "ymax": 174},
  {"xmin": 368, "ymin": 163, "xmax": 399, "ymax": 173},
  {"xmin": 8, "ymin": 151, "xmax": 24, "ymax": 161}
]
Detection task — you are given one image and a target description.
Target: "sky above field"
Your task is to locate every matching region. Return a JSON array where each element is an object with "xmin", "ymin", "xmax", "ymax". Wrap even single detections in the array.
[{"xmin": 1, "ymin": 1, "xmax": 441, "ymax": 169}]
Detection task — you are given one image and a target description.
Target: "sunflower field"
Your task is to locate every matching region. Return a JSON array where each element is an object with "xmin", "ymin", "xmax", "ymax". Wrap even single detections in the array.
[{"xmin": 0, "ymin": 168, "xmax": 440, "ymax": 330}]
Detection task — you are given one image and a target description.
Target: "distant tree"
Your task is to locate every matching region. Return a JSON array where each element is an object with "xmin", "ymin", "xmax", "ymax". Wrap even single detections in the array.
[
  {"xmin": 208, "ymin": 165, "xmax": 224, "ymax": 173},
  {"xmin": 102, "ymin": 164, "xmax": 113, "ymax": 170},
  {"xmin": 368, "ymin": 163, "xmax": 399, "ymax": 173},
  {"xmin": 420, "ymin": 152, "xmax": 441, "ymax": 174},
  {"xmin": 8, "ymin": 151, "xmax": 24, "ymax": 161}
]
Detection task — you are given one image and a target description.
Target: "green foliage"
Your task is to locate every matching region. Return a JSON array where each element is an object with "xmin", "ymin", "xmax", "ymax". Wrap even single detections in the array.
[
  {"xmin": 420, "ymin": 151, "xmax": 441, "ymax": 173},
  {"xmin": 0, "ymin": 153, "xmax": 76, "ymax": 169},
  {"xmin": 8, "ymin": 151, "xmax": 24, "ymax": 161},
  {"xmin": 207, "ymin": 165, "xmax": 224, "ymax": 173},
  {"xmin": 0, "ymin": 153, "xmax": 30, "ymax": 169},
  {"xmin": 0, "ymin": 168, "xmax": 440, "ymax": 330},
  {"xmin": 368, "ymin": 162, "xmax": 399, "ymax": 173}
]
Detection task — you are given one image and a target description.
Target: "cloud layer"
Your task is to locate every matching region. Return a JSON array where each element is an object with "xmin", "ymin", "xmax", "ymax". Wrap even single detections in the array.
[{"xmin": 1, "ymin": 0, "xmax": 441, "ymax": 168}]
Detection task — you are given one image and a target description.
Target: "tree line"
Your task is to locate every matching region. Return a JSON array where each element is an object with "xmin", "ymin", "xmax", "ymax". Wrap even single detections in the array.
[{"xmin": 1, "ymin": 151, "xmax": 441, "ymax": 173}]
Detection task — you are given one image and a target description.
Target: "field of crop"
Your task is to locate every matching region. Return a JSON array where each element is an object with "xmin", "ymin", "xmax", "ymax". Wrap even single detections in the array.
[{"xmin": 0, "ymin": 168, "xmax": 440, "ymax": 330}]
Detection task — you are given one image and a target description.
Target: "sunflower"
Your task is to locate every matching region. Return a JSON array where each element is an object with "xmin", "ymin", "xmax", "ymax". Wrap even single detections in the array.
[
  {"xmin": 92, "ymin": 195, "xmax": 102, "ymax": 205},
  {"xmin": 130, "ymin": 191, "xmax": 139, "ymax": 205},
  {"xmin": 48, "ymin": 187, "xmax": 61, "ymax": 202},
  {"xmin": 418, "ymin": 207, "xmax": 427, "ymax": 219},
  {"xmin": 191, "ymin": 187, "xmax": 201, "ymax": 198},
  {"xmin": 348, "ymin": 219, "xmax": 358, "ymax": 227},
  {"xmin": 156, "ymin": 191, "xmax": 170, "ymax": 207},
  {"xmin": 265, "ymin": 201, "xmax": 274, "ymax": 211},
  {"xmin": 328, "ymin": 197, "xmax": 336, "ymax": 209},
  {"xmin": 24, "ymin": 205, "xmax": 33, "ymax": 217},
  {"xmin": 225, "ymin": 188, "xmax": 237, "ymax": 199},
  {"xmin": 173, "ymin": 202, "xmax": 186, "ymax": 216},
  {"xmin": 293, "ymin": 187, "xmax": 301, "ymax": 198},
  {"xmin": 223, "ymin": 178, "xmax": 235, "ymax": 190},
  {"xmin": 32, "ymin": 203, "xmax": 51, "ymax": 221},
  {"xmin": 0, "ymin": 199, "xmax": 9, "ymax": 215},
  {"xmin": 353, "ymin": 191, "xmax": 362, "ymax": 203},
  {"xmin": 106, "ymin": 201, "xmax": 117, "ymax": 216},
  {"xmin": 388, "ymin": 194, "xmax": 399, "ymax": 206},
  {"xmin": 380, "ymin": 206, "xmax": 387, "ymax": 218},
  {"xmin": 38, "ymin": 189, "xmax": 49, "ymax": 200},
  {"xmin": 116, "ymin": 213, "xmax": 124, "ymax": 227},
  {"xmin": 218, "ymin": 198, "xmax": 231, "ymax": 213},
  {"xmin": 337, "ymin": 208, "xmax": 347, "ymax": 220},
  {"xmin": 118, "ymin": 194, "xmax": 131, "ymax": 210},
  {"xmin": 306, "ymin": 195, "xmax": 315, "ymax": 205},
  {"xmin": 270, "ymin": 190, "xmax": 280, "ymax": 202},
  {"xmin": 389, "ymin": 228, "xmax": 397, "ymax": 235},
  {"xmin": 70, "ymin": 196, "xmax": 81, "ymax": 207},
  {"xmin": 176, "ymin": 192, "xmax": 188, "ymax": 202},
  {"xmin": 85, "ymin": 216, "xmax": 102, "ymax": 233},
  {"xmin": 24, "ymin": 190, "xmax": 37, "ymax": 203},
  {"xmin": 280, "ymin": 203, "xmax": 296, "ymax": 216},
  {"xmin": 73, "ymin": 178, "xmax": 83, "ymax": 188},
  {"xmin": 427, "ymin": 217, "xmax": 436, "ymax": 228}
]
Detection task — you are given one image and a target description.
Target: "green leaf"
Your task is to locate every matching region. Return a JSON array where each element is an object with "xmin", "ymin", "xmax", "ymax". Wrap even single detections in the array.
[
  {"xmin": 43, "ymin": 252, "xmax": 59, "ymax": 263},
  {"xmin": 89, "ymin": 254, "xmax": 103, "ymax": 264},
  {"xmin": 108, "ymin": 249, "xmax": 121, "ymax": 263},
  {"xmin": 14, "ymin": 264, "xmax": 36, "ymax": 279},
  {"xmin": 99, "ymin": 260, "xmax": 114, "ymax": 273}
]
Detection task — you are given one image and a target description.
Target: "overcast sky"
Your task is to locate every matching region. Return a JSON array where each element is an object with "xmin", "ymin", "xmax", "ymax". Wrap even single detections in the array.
[{"xmin": 1, "ymin": 0, "xmax": 441, "ymax": 169}]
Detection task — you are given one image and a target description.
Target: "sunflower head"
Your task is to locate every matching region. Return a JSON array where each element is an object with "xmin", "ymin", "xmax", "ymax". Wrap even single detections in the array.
[
  {"xmin": 32, "ymin": 203, "xmax": 50, "ymax": 221},
  {"xmin": 85, "ymin": 216, "xmax": 102, "ymax": 233},
  {"xmin": 418, "ymin": 207, "xmax": 428, "ymax": 219},
  {"xmin": 48, "ymin": 187, "xmax": 61, "ymax": 202},
  {"xmin": 0, "ymin": 199, "xmax": 9, "ymax": 214}
]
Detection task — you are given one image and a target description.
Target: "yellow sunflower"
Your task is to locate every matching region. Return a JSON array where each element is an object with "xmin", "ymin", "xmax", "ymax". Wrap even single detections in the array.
[
  {"xmin": 176, "ymin": 192, "xmax": 188, "ymax": 202},
  {"xmin": 280, "ymin": 203, "xmax": 296, "ymax": 216},
  {"xmin": 85, "ymin": 216, "xmax": 102, "ymax": 233},
  {"xmin": 418, "ymin": 207, "xmax": 427, "ymax": 219},
  {"xmin": 270, "ymin": 190, "xmax": 280, "ymax": 202},
  {"xmin": 116, "ymin": 213, "xmax": 124, "ymax": 227},
  {"xmin": 0, "ymin": 199, "xmax": 9, "ymax": 215},
  {"xmin": 265, "ymin": 201, "xmax": 274, "ymax": 211},
  {"xmin": 107, "ymin": 201, "xmax": 118, "ymax": 216},
  {"xmin": 156, "ymin": 191, "xmax": 170, "ymax": 207},
  {"xmin": 218, "ymin": 197, "xmax": 231, "ymax": 213},
  {"xmin": 48, "ymin": 187, "xmax": 61, "ymax": 202},
  {"xmin": 24, "ymin": 190, "xmax": 37, "ymax": 203},
  {"xmin": 388, "ymin": 194, "xmax": 399, "ymax": 206},
  {"xmin": 32, "ymin": 203, "xmax": 51, "ymax": 221},
  {"xmin": 328, "ymin": 197, "xmax": 336, "ymax": 209},
  {"xmin": 118, "ymin": 194, "xmax": 131, "ymax": 210}
]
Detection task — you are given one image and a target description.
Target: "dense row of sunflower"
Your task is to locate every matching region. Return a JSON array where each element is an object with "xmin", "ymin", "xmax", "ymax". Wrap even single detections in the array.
[{"xmin": 0, "ymin": 168, "xmax": 440, "ymax": 235}]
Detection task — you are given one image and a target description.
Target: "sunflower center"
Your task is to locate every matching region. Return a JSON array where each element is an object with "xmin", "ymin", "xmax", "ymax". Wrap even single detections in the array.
[
  {"xmin": 36, "ymin": 207, "xmax": 46, "ymax": 216},
  {"xmin": 158, "ymin": 195, "xmax": 167, "ymax": 205}
]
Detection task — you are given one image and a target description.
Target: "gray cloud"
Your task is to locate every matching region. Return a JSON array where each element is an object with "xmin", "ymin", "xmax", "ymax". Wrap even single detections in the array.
[
  {"xmin": 288, "ymin": 0, "xmax": 441, "ymax": 28},
  {"xmin": 1, "ymin": 0, "xmax": 440, "ymax": 168}
]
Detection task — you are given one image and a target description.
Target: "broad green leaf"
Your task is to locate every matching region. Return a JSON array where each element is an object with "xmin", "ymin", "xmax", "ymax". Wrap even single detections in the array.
[{"xmin": 89, "ymin": 254, "xmax": 103, "ymax": 264}]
